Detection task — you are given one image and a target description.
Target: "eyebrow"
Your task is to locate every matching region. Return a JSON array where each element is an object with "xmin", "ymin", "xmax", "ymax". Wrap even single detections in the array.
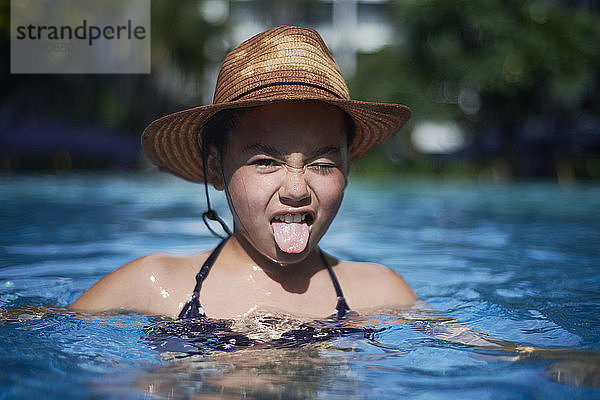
[
  {"xmin": 242, "ymin": 144, "xmax": 342, "ymax": 160},
  {"xmin": 306, "ymin": 146, "xmax": 342, "ymax": 160},
  {"xmin": 243, "ymin": 144, "xmax": 284, "ymax": 158}
]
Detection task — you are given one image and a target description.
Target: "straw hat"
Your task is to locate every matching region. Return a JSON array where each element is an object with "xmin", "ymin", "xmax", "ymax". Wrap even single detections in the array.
[{"xmin": 142, "ymin": 25, "xmax": 411, "ymax": 183}]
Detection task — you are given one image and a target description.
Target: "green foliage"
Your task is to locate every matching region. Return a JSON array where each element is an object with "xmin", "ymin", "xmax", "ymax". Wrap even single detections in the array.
[
  {"xmin": 349, "ymin": 0, "xmax": 600, "ymax": 177},
  {"xmin": 152, "ymin": 0, "xmax": 227, "ymax": 76},
  {"xmin": 354, "ymin": 0, "xmax": 600, "ymax": 115}
]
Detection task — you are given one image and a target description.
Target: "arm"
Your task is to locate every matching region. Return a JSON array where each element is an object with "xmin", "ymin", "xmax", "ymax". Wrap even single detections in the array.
[
  {"xmin": 398, "ymin": 300, "xmax": 530, "ymax": 349},
  {"xmin": 340, "ymin": 263, "xmax": 548, "ymax": 351}
]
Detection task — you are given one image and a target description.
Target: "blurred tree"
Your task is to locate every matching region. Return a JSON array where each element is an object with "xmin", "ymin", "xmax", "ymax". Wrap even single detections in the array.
[
  {"xmin": 350, "ymin": 0, "xmax": 600, "ymax": 179},
  {"xmin": 0, "ymin": 0, "xmax": 226, "ymax": 170}
]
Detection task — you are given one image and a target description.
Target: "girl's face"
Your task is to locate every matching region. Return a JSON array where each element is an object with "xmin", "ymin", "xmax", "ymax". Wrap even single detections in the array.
[{"xmin": 219, "ymin": 101, "xmax": 349, "ymax": 265}]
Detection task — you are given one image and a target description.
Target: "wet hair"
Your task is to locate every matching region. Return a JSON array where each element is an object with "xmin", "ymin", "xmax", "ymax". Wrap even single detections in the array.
[{"xmin": 201, "ymin": 105, "xmax": 356, "ymax": 162}]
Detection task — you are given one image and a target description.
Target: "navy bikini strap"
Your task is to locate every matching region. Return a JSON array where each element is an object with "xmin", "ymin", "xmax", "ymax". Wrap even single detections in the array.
[
  {"xmin": 177, "ymin": 239, "xmax": 227, "ymax": 320},
  {"xmin": 320, "ymin": 250, "xmax": 351, "ymax": 319},
  {"xmin": 192, "ymin": 239, "xmax": 227, "ymax": 293}
]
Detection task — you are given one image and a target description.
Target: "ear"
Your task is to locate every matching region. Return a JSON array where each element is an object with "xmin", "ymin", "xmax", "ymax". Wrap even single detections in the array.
[{"xmin": 206, "ymin": 147, "xmax": 225, "ymax": 191}]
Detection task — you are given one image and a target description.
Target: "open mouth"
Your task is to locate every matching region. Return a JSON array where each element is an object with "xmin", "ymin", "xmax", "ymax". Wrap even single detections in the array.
[
  {"xmin": 271, "ymin": 212, "xmax": 314, "ymax": 225},
  {"xmin": 270, "ymin": 212, "xmax": 314, "ymax": 254}
]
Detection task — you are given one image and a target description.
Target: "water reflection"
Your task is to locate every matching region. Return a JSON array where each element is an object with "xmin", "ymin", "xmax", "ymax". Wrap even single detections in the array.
[
  {"xmin": 136, "ymin": 345, "xmax": 359, "ymax": 399},
  {"xmin": 2, "ymin": 304, "xmax": 600, "ymax": 398},
  {"xmin": 137, "ymin": 313, "xmax": 392, "ymax": 398},
  {"xmin": 137, "ymin": 305, "xmax": 600, "ymax": 397}
]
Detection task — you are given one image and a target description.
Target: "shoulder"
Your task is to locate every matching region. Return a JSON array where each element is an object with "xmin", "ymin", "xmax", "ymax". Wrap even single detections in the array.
[
  {"xmin": 83, "ymin": 252, "xmax": 196, "ymax": 289},
  {"xmin": 70, "ymin": 252, "xmax": 209, "ymax": 317},
  {"xmin": 332, "ymin": 260, "xmax": 418, "ymax": 311}
]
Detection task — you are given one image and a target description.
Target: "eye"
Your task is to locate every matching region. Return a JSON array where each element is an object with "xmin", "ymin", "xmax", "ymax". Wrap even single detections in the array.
[
  {"xmin": 252, "ymin": 158, "xmax": 279, "ymax": 171},
  {"xmin": 308, "ymin": 163, "xmax": 336, "ymax": 175}
]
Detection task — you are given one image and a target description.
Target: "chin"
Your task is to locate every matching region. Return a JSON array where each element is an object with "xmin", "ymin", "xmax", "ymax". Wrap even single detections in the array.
[{"xmin": 273, "ymin": 245, "xmax": 312, "ymax": 265}]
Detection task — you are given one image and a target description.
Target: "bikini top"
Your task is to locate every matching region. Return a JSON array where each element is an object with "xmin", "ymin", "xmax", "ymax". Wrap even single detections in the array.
[{"xmin": 177, "ymin": 240, "xmax": 351, "ymax": 320}]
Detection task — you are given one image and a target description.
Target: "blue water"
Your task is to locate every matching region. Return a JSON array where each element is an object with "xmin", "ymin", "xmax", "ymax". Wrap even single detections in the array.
[{"xmin": 1, "ymin": 173, "xmax": 599, "ymax": 399}]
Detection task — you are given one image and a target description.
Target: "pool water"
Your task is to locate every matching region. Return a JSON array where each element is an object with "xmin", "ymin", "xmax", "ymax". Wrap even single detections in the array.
[{"xmin": 1, "ymin": 173, "xmax": 599, "ymax": 399}]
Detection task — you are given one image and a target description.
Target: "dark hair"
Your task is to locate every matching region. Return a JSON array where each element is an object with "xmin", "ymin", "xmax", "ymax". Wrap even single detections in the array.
[
  {"xmin": 343, "ymin": 111, "xmax": 355, "ymax": 148},
  {"xmin": 201, "ymin": 105, "xmax": 355, "ymax": 161},
  {"xmin": 201, "ymin": 109, "xmax": 240, "ymax": 161}
]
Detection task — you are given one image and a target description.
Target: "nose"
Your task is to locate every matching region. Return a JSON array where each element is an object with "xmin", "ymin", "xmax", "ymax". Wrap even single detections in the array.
[{"xmin": 278, "ymin": 167, "xmax": 310, "ymax": 206}]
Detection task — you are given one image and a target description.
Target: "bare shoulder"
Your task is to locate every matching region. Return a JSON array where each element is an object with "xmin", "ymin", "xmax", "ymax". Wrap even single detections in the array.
[
  {"xmin": 70, "ymin": 252, "xmax": 208, "ymax": 317},
  {"xmin": 332, "ymin": 260, "xmax": 418, "ymax": 310}
]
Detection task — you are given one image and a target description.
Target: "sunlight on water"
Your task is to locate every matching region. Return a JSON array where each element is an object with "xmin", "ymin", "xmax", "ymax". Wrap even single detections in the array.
[{"xmin": 1, "ymin": 174, "xmax": 600, "ymax": 399}]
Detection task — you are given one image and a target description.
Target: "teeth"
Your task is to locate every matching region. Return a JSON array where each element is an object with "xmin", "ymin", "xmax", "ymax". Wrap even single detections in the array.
[{"xmin": 274, "ymin": 213, "xmax": 307, "ymax": 223}]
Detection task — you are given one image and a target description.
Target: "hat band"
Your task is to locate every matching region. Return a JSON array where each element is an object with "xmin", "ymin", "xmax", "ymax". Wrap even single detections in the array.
[{"xmin": 229, "ymin": 81, "xmax": 343, "ymax": 102}]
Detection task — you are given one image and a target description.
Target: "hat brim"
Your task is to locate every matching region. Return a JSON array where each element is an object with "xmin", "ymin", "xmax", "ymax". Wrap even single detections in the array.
[{"xmin": 141, "ymin": 97, "xmax": 411, "ymax": 183}]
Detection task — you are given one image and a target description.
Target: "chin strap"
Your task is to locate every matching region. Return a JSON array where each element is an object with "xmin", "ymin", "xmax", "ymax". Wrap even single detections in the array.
[
  {"xmin": 202, "ymin": 153, "xmax": 232, "ymax": 240},
  {"xmin": 202, "ymin": 207, "xmax": 232, "ymax": 239}
]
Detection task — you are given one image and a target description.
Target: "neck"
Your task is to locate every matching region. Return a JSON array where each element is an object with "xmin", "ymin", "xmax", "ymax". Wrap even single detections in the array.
[{"xmin": 226, "ymin": 233, "xmax": 325, "ymax": 294}]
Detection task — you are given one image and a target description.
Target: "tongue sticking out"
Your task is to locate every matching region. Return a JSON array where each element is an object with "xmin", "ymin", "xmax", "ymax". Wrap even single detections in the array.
[{"xmin": 271, "ymin": 220, "xmax": 310, "ymax": 254}]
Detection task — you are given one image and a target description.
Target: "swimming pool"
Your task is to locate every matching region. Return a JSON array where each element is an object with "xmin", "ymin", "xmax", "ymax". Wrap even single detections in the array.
[{"xmin": 1, "ymin": 173, "xmax": 599, "ymax": 399}]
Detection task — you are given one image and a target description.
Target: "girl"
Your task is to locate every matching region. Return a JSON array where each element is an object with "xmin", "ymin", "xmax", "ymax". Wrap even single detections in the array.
[{"xmin": 71, "ymin": 25, "xmax": 417, "ymax": 320}]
